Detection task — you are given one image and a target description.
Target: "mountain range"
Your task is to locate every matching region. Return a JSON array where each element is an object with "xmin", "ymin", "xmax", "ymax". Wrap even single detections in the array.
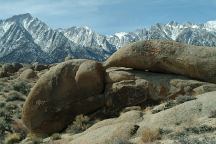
[{"xmin": 0, "ymin": 13, "xmax": 216, "ymax": 63}]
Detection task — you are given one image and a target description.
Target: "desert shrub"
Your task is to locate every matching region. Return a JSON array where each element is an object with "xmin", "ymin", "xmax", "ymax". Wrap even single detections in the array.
[
  {"xmin": 185, "ymin": 125, "xmax": 216, "ymax": 134},
  {"xmin": 13, "ymin": 81, "xmax": 31, "ymax": 95},
  {"xmin": 0, "ymin": 101, "xmax": 6, "ymax": 108},
  {"xmin": 12, "ymin": 63, "xmax": 23, "ymax": 72},
  {"xmin": 2, "ymin": 64, "xmax": 15, "ymax": 73},
  {"xmin": 164, "ymin": 100, "xmax": 176, "ymax": 110},
  {"xmin": 6, "ymin": 91, "xmax": 25, "ymax": 102},
  {"xmin": 0, "ymin": 109, "xmax": 13, "ymax": 137},
  {"xmin": 152, "ymin": 96, "xmax": 197, "ymax": 114},
  {"xmin": 51, "ymin": 133, "xmax": 61, "ymax": 140},
  {"xmin": 66, "ymin": 114, "xmax": 96, "ymax": 134},
  {"xmin": 175, "ymin": 95, "xmax": 197, "ymax": 104},
  {"xmin": 177, "ymin": 135, "xmax": 216, "ymax": 144},
  {"xmin": 31, "ymin": 138, "xmax": 43, "ymax": 144},
  {"xmin": 104, "ymin": 137, "xmax": 132, "ymax": 144},
  {"xmin": 141, "ymin": 127, "xmax": 161, "ymax": 143},
  {"xmin": 130, "ymin": 125, "xmax": 140, "ymax": 136},
  {"xmin": 171, "ymin": 125, "xmax": 216, "ymax": 141},
  {"xmin": 0, "ymin": 77, "xmax": 10, "ymax": 82},
  {"xmin": 4, "ymin": 133, "xmax": 21, "ymax": 144},
  {"xmin": 159, "ymin": 128, "xmax": 172, "ymax": 135},
  {"xmin": 0, "ymin": 71, "xmax": 9, "ymax": 78},
  {"xmin": 11, "ymin": 123, "xmax": 27, "ymax": 140},
  {"xmin": 0, "ymin": 83, "xmax": 4, "ymax": 91},
  {"xmin": 0, "ymin": 117, "xmax": 11, "ymax": 136},
  {"xmin": 209, "ymin": 109, "xmax": 216, "ymax": 118},
  {"xmin": 28, "ymin": 138, "xmax": 43, "ymax": 144},
  {"xmin": 0, "ymin": 106, "xmax": 22, "ymax": 143},
  {"xmin": 3, "ymin": 85, "xmax": 13, "ymax": 93},
  {"xmin": 5, "ymin": 103, "xmax": 18, "ymax": 111},
  {"xmin": 25, "ymin": 133, "xmax": 43, "ymax": 144},
  {"xmin": 0, "ymin": 80, "xmax": 12, "ymax": 92}
]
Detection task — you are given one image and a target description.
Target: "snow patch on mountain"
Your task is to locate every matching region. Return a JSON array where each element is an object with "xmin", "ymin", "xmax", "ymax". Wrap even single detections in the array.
[
  {"xmin": 0, "ymin": 13, "xmax": 216, "ymax": 64},
  {"xmin": 204, "ymin": 20, "xmax": 216, "ymax": 31},
  {"xmin": 114, "ymin": 32, "xmax": 128, "ymax": 39}
]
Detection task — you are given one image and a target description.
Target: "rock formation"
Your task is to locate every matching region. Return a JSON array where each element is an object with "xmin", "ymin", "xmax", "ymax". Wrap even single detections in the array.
[
  {"xmin": 104, "ymin": 67, "xmax": 216, "ymax": 113},
  {"xmin": 22, "ymin": 59, "xmax": 105, "ymax": 135},
  {"xmin": 19, "ymin": 69, "xmax": 37, "ymax": 80},
  {"xmin": 55, "ymin": 91, "xmax": 216, "ymax": 144},
  {"xmin": 22, "ymin": 40, "xmax": 216, "ymax": 138},
  {"xmin": 104, "ymin": 40, "xmax": 216, "ymax": 83}
]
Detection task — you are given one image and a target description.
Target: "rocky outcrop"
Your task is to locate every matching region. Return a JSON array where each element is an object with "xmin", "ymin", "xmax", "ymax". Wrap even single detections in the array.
[
  {"xmin": 104, "ymin": 67, "xmax": 216, "ymax": 112},
  {"xmin": 21, "ymin": 40, "xmax": 216, "ymax": 138},
  {"xmin": 104, "ymin": 40, "xmax": 216, "ymax": 83},
  {"xmin": 46, "ymin": 91, "xmax": 216, "ymax": 144},
  {"xmin": 22, "ymin": 59, "xmax": 106, "ymax": 135},
  {"xmin": 75, "ymin": 60, "xmax": 105, "ymax": 97},
  {"xmin": 19, "ymin": 69, "xmax": 37, "ymax": 80}
]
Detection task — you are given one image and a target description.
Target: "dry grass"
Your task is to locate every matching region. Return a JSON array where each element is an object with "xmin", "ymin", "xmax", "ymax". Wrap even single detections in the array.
[
  {"xmin": 51, "ymin": 133, "xmax": 61, "ymax": 140},
  {"xmin": 143, "ymin": 106, "xmax": 152, "ymax": 113},
  {"xmin": 4, "ymin": 133, "xmax": 21, "ymax": 144},
  {"xmin": 65, "ymin": 114, "xmax": 96, "ymax": 134},
  {"xmin": 141, "ymin": 127, "xmax": 161, "ymax": 143}
]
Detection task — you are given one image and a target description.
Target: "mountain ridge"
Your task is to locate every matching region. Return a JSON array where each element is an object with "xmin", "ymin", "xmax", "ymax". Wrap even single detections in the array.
[{"xmin": 0, "ymin": 13, "xmax": 216, "ymax": 63}]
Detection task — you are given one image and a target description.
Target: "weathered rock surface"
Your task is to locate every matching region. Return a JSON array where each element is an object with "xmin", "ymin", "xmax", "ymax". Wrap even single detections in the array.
[
  {"xmin": 46, "ymin": 91, "xmax": 216, "ymax": 144},
  {"xmin": 75, "ymin": 60, "xmax": 105, "ymax": 97},
  {"xmin": 22, "ymin": 62, "xmax": 216, "ymax": 136},
  {"xmin": 104, "ymin": 40, "xmax": 216, "ymax": 83},
  {"xmin": 104, "ymin": 67, "xmax": 216, "ymax": 112},
  {"xmin": 20, "ymin": 40, "xmax": 216, "ymax": 141},
  {"xmin": 22, "ymin": 59, "xmax": 105, "ymax": 135},
  {"xmin": 137, "ymin": 91, "xmax": 216, "ymax": 140}
]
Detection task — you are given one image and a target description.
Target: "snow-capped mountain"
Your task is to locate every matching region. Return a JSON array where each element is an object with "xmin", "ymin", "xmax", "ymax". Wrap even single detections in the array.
[
  {"xmin": 0, "ymin": 14, "xmax": 109, "ymax": 63},
  {"xmin": 0, "ymin": 14, "xmax": 216, "ymax": 63}
]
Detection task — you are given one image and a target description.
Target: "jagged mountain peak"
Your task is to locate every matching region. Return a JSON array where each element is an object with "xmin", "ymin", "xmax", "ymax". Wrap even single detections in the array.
[
  {"xmin": 5, "ymin": 13, "xmax": 33, "ymax": 23},
  {"xmin": 204, "ymin": 20, "xmax": 216, "ymax": 31},
  {"xmin": 0, "ymin": 14, "xmax": 216, "ymax": 64},
  {"xmin": 167, "ymin": 21, "xmax": 179, "ymax": 26},
  {"xmin": 64, "ymin": 26, "xmax": 94, "ymax": 34}
]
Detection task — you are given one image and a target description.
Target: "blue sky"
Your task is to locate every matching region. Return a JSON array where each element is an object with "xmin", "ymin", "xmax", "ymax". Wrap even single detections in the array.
[{"xmin": 0, "ymin": 0, "xmax": 216, "ymax": 34}]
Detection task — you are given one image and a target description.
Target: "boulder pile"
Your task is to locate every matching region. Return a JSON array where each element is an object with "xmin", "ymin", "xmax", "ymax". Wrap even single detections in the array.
[{"xmin": 22, "ymin": 40, "xmax": 216, "ymax": 136}]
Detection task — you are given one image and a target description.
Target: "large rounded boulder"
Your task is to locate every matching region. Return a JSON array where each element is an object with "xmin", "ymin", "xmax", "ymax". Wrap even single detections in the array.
[
  {"xmin": 104, "ymin": 40, "xmax": 216, "ymax": 83},
  {"xmin": 19, "ymin": 69, "xmax": 37, "ymax": 80},
  {"xmin": 22, "ymin": 59, "xmax": 105, "ymax": 135},
  {"xmin": 75, "ymin": 60, "xmax": 105, "ymax": 96}
]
